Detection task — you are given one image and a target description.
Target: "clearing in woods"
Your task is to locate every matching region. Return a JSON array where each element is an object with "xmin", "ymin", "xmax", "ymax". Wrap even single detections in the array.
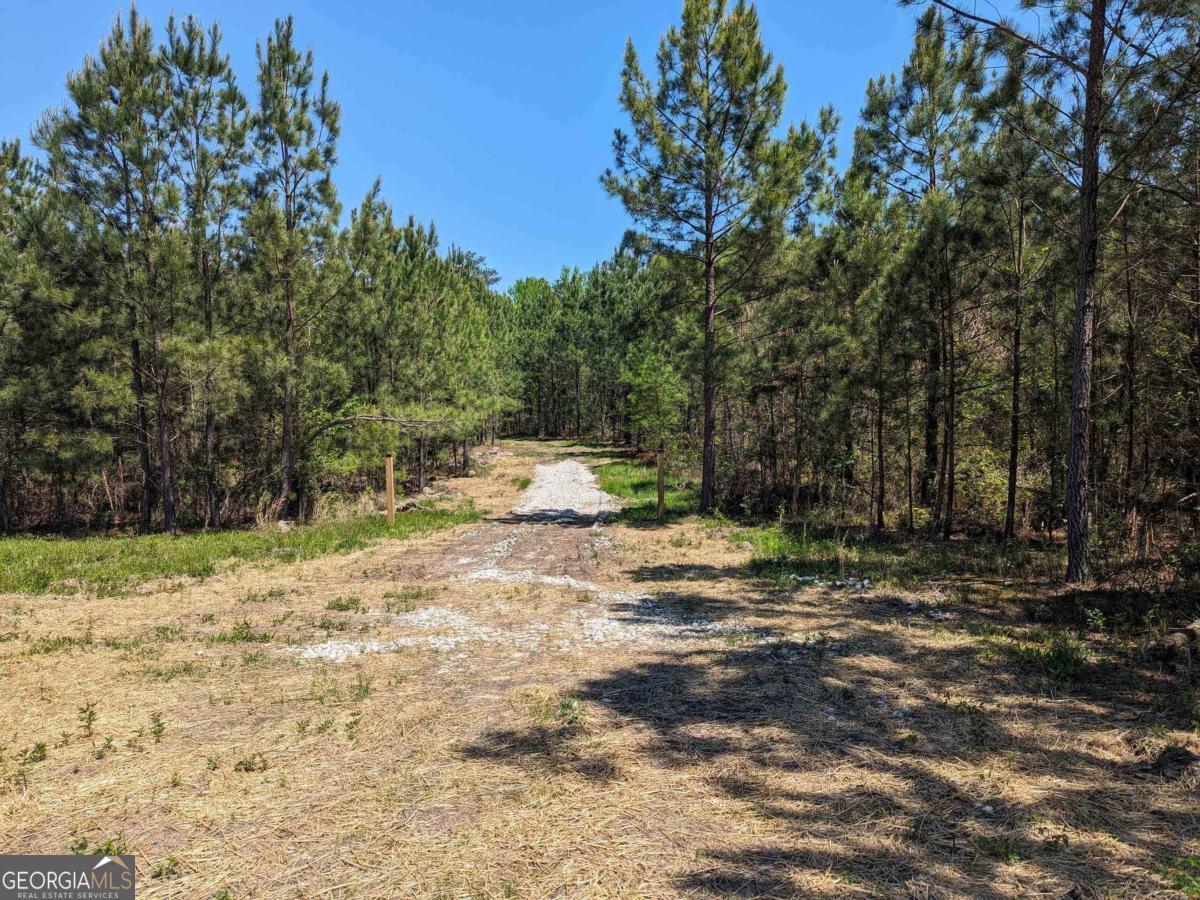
[{"xmin": 1, "ymin": 441, "xmax": 1196, "ymax": 896}]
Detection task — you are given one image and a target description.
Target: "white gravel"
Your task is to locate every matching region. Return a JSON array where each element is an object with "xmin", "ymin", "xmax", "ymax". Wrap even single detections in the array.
[
  {"xmin": 292, "ymin": 454, "xmax": 774, "ymax": 663},
  {"xmin": 289, "ymin": 604, "xmax": 548, "ymax": 663},
  {"xmin": 512, "ymin": 459, "xmax": 616, "ymax": 519}
]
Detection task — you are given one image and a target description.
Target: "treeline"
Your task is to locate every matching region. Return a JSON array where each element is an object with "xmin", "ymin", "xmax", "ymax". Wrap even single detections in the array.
[
  {"xmin": 0, "ymin": 11, "xmax": 515, "ymax": 532},
  {"xmin": 517, "ymin": 0, "xmax": 1200, "ymax": 584},
  {"xmin": 4, "ymin": 1, "xmax": 1198, "ymax": 586}
]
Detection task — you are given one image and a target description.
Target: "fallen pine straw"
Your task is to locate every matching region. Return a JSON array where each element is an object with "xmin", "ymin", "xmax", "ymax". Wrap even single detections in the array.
[{"xmin": 0, "ymin": 441, "xmax": 1197, "ymax": 897}]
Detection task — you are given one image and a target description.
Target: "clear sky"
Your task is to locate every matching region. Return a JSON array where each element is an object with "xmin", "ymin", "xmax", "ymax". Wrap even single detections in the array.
[{"xmin": 1, "ymin": 0, "xmax": 919, "ymax": 289}]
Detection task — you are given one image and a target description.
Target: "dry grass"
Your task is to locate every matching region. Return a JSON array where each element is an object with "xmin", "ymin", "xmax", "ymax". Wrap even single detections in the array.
[{"xmin": 1, "ymin": 440, "xmax": 1197, "ymax": 897}]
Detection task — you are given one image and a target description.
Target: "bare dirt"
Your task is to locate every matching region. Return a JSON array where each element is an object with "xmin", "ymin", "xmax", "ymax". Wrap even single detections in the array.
[{"xmin": 1, "ymin": 441, "xmax": 1197, "ymax": 898}]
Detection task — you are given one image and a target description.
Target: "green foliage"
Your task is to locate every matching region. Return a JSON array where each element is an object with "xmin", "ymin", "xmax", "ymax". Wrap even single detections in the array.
[
  {"xmin": 70, "ymin": 837, "xmax": 129, "ymax": 857},
  {"xmin": 733, "ymin": 520, "xmax": 1063, "ymax": 587},
  {"xmin": 4, "ymin": 0, "xmax": 1200, "ymax": 596},
  {"xmin": 232, "ymin": 752, "xmax": 268, "ymax": 773},
  {"xmin": 3, "ymin": 11, "xmax": 514, "ymax": 534},
  {"xmin": 210, "ymin": 620, "xmax": 273, "ymax": 645},
  {"xmin": 1165, "ymin": 857, "xmax": 1200, "ymax": 897},
  {"xmin": 0, "ymin": 502, "xmax": 477, "ymax": 594},
  {"xmin": 620, "ymin": 344, "xmax": 684, "ymax": 449},
  {"xmin": 594, "ymin": 459, "xmax": 697, "ymax": 524}
]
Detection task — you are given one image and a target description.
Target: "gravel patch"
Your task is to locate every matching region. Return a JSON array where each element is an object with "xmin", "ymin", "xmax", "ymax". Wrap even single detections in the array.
[
  {"xmin": 511, "ymin": 459, "xmax": 616, "ymax": 520},
  {"xmin": 289, "ymin": 604, "xmax": 549, "ymax": 663},
  {"xmin": 292, "ymin": 454, "xmax": 771, "ymax": 662}
]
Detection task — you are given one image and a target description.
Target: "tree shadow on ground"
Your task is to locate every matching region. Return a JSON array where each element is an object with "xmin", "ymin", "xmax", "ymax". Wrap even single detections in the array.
[
  {"xmin": 460, "ymin": 568, "xmax": 1200, "ymax": 895},
  {"xmin": 460, "ymin": 721, "xmax": 622, "ymax": 784},
  {"xmin": 494, "ymin": 509, "xmax": 608, "ymax": 528},
  {"xmin": 582, "ymin": 640, "xmax": 1194, "ymax": 894}
]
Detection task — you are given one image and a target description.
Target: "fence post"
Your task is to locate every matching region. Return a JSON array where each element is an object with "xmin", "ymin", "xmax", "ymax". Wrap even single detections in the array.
[{"xmin": 385, "ymin": 456, "xmax": 395, "ymax": 526}]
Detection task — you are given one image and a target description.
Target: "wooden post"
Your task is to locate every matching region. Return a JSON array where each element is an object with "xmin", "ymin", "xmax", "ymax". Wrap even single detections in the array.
[
  {"xmin": 385, "ymin": 456, "xmax": 395, "ymax": 526},
  {"xmin": 657, "ymin": 448, "xmax": 666, "ymax": 524}
]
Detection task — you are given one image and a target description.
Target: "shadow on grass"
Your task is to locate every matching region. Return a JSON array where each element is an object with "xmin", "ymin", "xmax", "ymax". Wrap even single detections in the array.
[
  {"xmin": 734, "ymin": 524, "xmax": 1066, "ymax": 590},
  {"xmin": 460, "ymin": 722, "xmax": 622, "ymax": 784},
  {"xmin": 458, "ymin": 574, "xmax": 1194, "ymax": 895}
]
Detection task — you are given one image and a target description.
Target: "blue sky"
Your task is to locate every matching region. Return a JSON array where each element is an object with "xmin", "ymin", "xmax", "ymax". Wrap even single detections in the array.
[{"xmin": 1, "ymin": 0, "xmax": 918, "ymax": 289}]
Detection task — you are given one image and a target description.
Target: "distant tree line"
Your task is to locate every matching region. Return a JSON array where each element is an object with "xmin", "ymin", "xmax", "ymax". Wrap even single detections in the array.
[
  {"xmin": 0, "ymin": 11, "xmax": 515, "ymax": 531},
  {"xmin": 4, "ymin": 1, "xmax": 1198, "ymax": 588}
]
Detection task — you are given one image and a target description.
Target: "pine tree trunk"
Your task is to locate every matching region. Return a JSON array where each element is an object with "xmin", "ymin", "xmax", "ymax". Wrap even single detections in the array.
[
  {"xmin": 657, "ymin": 447, "xmax": 666, "ymax": 524},
  {"xmin": 874, "ymin": 390, "xmax": 885, "ymax": 534},
  {"xmin": 1066, "ymin": 0, "xmax": 1108, "ymax": 583},
  {"xmin": 1120, "ymin": 209, "xmax": 1136, "ymax": 512},
  {"xmin": 1189, "ymin": 151, "xmax": 1200, "ymax": 531},
  {"xmin": 150, "ymin": 308, "xmax": 176, "ymax": 533},
  {"xmin": 155, "ymin": 373, "xmax": 175, "ymax": 532},
  {"xmin": 904, "ymin": 366, "xmax": 915, "ymax": 531},
  {"xmin": 131, "ymin": 332, "xmax": 154, "ymax": 533},
  {"xmin": 1005, "ymin": 302, "xmax": 1022, "ymax": 541},
  {"xmin": 417, "ymin": 435, "xmax": 427, "ymax": 492},
  {"xmin": 941, "ymin": 287, "xmax": 957, "ymax": 542},
  {"xmin": 922, "ymin": 313, "xmax": 941, "ymax": 507},
  {"xmin": 874, "ymin": 326, "xmax": 885, "ymax": 534},
  {"xmin": 0, "ymin": 472, "xmax": 9, "ymax": 534},
  {"xmin": 1005, "ymin": 201, "xmax": 1025, "ymax": 541},
  {"xmin": 278, "ymin": 275, "xmax": 297, "ymax": 520},
  {"xmin": 936, "ymin": 271, "xmax": 955, "ymax": 542},
  {"xmin": 699, "ymin": 228, "xmax": 718, "ymax": 514},
  {"xmin": 921, "ymin": 148, "xmax": 941, "ymax": 507},
  {"xmin": 202, "ymin": 250, "xmax": 220, "ymax": 530},
  {"xmin": 575, "ymin": 360, "xmax": 582, "ymax": 437}
]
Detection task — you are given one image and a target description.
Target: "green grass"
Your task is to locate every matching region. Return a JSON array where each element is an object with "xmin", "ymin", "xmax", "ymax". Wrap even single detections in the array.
[
  {"xmin": 593, "ymin": 448, "xmax": 1062, "ymax": 585},
  {"xmin": 0, "ymin": 501, "xmax": 479, "ymax": 595},
  {"xmin": 731, "ymin": 521, "xmax": 1063, "ymax": 588},
  {"xmin": 593, "ymin": 460, "xmax": 697, "ymax": 524},
  {"xmin": 978, "ymin": 627, "xmax": 1091, "ymax": 687},
  {"xmin": 1165, "ymin": 857, "xmax": 1200, "ymax": 897}
]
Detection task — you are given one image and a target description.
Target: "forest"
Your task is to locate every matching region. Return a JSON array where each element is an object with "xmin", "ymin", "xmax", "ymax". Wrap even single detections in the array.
[{"xmin": 2, "ymin": 0, "xmax": 1198, "ymax": 590}]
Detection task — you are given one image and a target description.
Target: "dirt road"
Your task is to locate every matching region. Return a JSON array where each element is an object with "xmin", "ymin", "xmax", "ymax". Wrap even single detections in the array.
[
  {"xmin": 295, "ymin": 458, "xmax": 761, "ymax": 665},
  {"xmin": 1, "ymin": 441, "xmax": 1195, "ymax": 897}
]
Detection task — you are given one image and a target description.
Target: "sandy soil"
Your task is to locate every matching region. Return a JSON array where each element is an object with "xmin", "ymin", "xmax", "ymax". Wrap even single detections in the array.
[{"xmin": 0, "ymin": 441, "xmax": 1197, "ymax": 898}]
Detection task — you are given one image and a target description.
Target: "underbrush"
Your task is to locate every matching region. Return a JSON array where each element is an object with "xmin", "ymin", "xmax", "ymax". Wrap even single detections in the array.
[
  {"xmin": 0, "ymin": 501, "xmax": 479, "ymax": 595},
  {"xmin": 731, "ymin": 521, "xmax": 1064, "ymax": 588},
  {"xmin": 595, "ymin": 451, "xmax": 1065, "ymax": 585},
  {"xmin": 593, "ymin": 460, "xmax": 697, "ymax": 524}
]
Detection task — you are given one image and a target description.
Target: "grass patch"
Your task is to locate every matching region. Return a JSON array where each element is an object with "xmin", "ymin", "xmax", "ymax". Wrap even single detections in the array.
[
  {"xmin": 383, "ymin": 586, "xmax": 432, "ymax": 613},
  {"xmin": 980, "ymin": 627, "xmax": 1091, "ymax": 688},
  {"xmin": 593, "ymin": 460, "xmax": 696, "ymax": 524},
  {"xmin": 1165, "ymin": 856, "xmax": 1200, "ymax": 897},
  {"xmin": 233, "ymin": 752, "xmax": 268, "ymax": 773},
  {"xmin": 0, "ymin": 501, "xmax": 479, "ymax": 595},
  {"xmin": 29, "ymin": 633, "xmax": 92, "ymax": 655},
  {"xmin": 210, "ymin": 620, "xmax": 274, "ymax": 644},
  {"xmin": 732, "ymin": 521, "xmax": 1063, "ymax": 588}
]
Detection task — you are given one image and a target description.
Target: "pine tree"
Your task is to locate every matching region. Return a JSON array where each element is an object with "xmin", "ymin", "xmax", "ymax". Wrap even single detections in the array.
[
  {"xmin": 602, "ymin": 0, "xmax": 835, "ymax": 513},
  {"xmin": 916, "ymin": 0, "xmax": 1200, "ymax": 577},
  {"xmin": 622, "ymin": 342, "xmax": 685, "ymax": 521},
  {"xmin": 857, "ymin": 8, "xmax": 982, "ymax": 536},
  {"xmin": 164, "ymin": 14, "xmax": 249, "ymax": 528},
  {"xmin": 248, "ymin": 16, "xmax": 342, "ymax": 519},
  {"xmin": 36, "ymin": 8, "xmax": 181, "ymax": 530}
]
